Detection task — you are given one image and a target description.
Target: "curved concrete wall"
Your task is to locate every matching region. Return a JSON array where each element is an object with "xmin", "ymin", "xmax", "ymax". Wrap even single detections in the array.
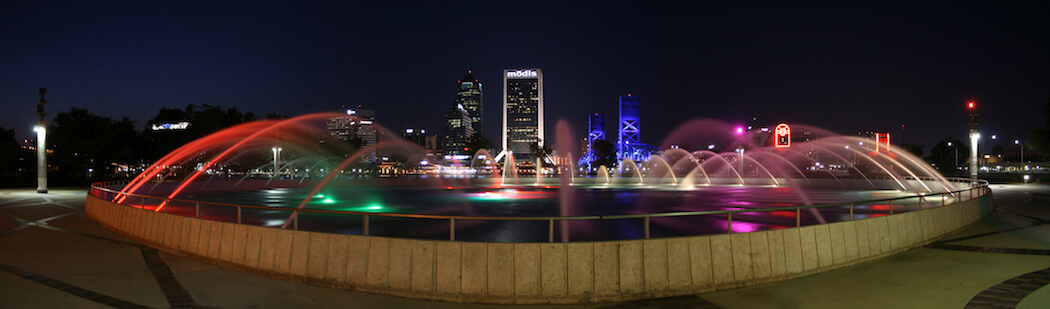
[{"xmin": 86, "ymin": 193, "xmax": 990, "ymax": 304}]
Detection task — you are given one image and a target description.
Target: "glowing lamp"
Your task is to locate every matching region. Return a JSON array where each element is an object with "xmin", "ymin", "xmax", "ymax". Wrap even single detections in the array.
[
  {"xmin": 968, "ymin": 101, "xmax": 975, "ymax": 109},
  {"xmin": 735, "ymin": 127, "xmax": 744, "ymax": 135}
]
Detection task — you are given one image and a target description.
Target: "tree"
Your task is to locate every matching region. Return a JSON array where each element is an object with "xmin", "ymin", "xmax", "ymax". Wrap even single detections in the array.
[
  {"xmin": 590, "ymin": 139, "xmax": 618, "ymax": 171},
  {"xmin": 465, "ymin": 133, "xmax": 492, "ymax": 156},
  {"xmin": 899, "ymin": 143, "xmax": 924, "ymax": 158},
  {"xmin": 529, "ymin": 138, "xmax": 552, "ymax": 162},
  {"xmin": 0, "ymin": 127, "xmax": 31, "ymax": 187},
  {"xmin": 50, "ymin": 107, "xmax": 141, "ymax": 183},
  {"xmin": 926, "ymin": 136, "xmax": 966, "ymax": 175},
  {"xmin": 142, "ymin": 104, "xmax": 259, "ymax": 161},
  {"xmin": 992, "ymin": 144, "xmax": 1005, "ymax": 158},
  {"xmin": 1027, "ymin": 98, "xmax": 1050, "ymax": 161}
]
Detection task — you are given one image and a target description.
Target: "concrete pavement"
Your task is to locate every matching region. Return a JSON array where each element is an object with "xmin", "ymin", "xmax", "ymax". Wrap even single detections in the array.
[{"xmin": 0, "ymin": 185, "xmax": 1048, "ymax": 308}]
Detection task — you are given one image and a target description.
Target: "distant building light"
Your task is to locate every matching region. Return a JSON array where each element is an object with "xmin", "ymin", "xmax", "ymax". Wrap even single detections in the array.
[
  {"xmin": 405, "ymin": 129, "xmax": 414, "ymax": 133},
  {"xmin": 151, "ymin": 122, "xmax": 190, "ymax": 131},
  {"xmin": 347, "ymin": 109, "xmax": 356, "ymax": 115}
]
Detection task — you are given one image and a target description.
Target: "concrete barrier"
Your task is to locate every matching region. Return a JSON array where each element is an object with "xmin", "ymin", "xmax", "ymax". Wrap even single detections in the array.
[{"xmin": 85, "ymin": 192, "xmax": 990, "ymax": 304}]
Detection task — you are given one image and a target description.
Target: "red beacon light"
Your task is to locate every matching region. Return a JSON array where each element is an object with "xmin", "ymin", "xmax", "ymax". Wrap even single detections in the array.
[{"xmin": 968, "ymin": 101, "xmax": 975, "ymax": 110}]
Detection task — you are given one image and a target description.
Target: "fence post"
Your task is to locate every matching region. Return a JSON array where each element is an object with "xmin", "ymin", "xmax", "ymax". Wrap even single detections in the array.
[
  {"xmin": 796, "ymin": 208, "xmax": 801, "ymax": 227},
  {"xmin": 727, "ymin": 213, "xmax": 733, "ymax": 234},
  {"xmin": 890, "ymin": 200, "xmax": 894, "ymax": 215},
  {"xmin": 293, "ymin": 211, "xmax": 298, "ymax": 230},
  {"xmin": 364, "ymin": 215, "xmax": 370, "ymax": 236},
  {"xmin": 849, "ymin": 204, "xmax": 854, "ymax": 220},
  {"xmin": 237, "ymin": 206, "xmax": 241, "ymax": 224},
  {"xmin": 548, "ymin": 219, "xmax": 554, "ymax": 243},
  {"xmin": 644, "ymin": 217, "xmax": 650, "ymax": 239},
  {"xmin": 195, "ymin": 202, "xmax": 200, "ymax": 218}
]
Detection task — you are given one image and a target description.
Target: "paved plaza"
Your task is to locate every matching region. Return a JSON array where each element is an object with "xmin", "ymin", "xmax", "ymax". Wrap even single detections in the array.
[{"xmin": 0, "ymin": 184, "xmax": 1048, "ymax": 308}]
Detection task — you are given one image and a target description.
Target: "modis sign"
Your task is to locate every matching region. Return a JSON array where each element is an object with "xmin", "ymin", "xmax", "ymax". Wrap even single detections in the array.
[
  {"xmin": 506, "ymin": 70, "xmax": 538, "ymax": 78},
  {"xmin": 774, "ymin": 123, "xmax": 791, "ymax": 148}
]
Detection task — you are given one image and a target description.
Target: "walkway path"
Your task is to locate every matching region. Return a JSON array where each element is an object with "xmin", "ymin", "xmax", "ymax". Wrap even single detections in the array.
[{"xmin": 0, "ymin": 185, "xmax": 1047, "ymax": 308}]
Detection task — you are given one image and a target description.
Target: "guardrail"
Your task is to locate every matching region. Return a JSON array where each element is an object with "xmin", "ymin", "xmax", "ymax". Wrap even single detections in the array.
[{"xmin": 89, "ymin": 177, "xmax": 989, "ymax": 242}]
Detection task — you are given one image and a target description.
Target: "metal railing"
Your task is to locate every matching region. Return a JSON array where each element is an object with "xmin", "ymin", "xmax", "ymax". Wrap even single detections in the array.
[{"xmin": 89, "ymin": 177, "xmax": 989, "ymax": 242}]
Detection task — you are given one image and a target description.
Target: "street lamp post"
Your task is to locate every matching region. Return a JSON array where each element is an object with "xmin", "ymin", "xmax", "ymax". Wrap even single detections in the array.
[
  {"xmin": 736, "ymin": 147, "xmax": 745, "ymax": 178},
  {"xmin": 948, "ymin": 142, "xmax": 957, "ymax": 170},
  {"xmin": 272, "ymin": 147, "xmax": 282, "ymax": 179},
  {"xmin": 35, "ymin": 88, "xmax": 48, "ymax": 194},
  {"xmin": 1015, "ymin": 139, "xmax": 1023, "ymax": 164},
  {"xmin": 968, "ymin": 101, "xmax": 978, "ymax": 182}
]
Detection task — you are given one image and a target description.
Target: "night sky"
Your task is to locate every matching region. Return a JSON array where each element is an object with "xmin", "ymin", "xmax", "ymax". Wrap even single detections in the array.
[{"xmin": 2, "ymin": 1, "xmax": 1047, "ymax": 154}]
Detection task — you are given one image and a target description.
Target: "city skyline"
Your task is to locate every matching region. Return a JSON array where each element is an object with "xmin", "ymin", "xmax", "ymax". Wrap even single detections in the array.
[{"xmin": 1, "ymin": 1, "xmax": 1048, "ymax": 153}]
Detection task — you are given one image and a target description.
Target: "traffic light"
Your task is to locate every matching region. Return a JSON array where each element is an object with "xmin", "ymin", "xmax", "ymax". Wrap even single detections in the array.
[{"xmin": 967, "ymin": 101, "xmax": 975, "ymax": 110}]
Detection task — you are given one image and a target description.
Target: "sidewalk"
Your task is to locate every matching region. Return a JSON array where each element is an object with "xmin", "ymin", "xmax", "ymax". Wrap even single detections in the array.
[{"xmin": 0, "ymin": 185, "xmax": 1047, "ymax": 308}]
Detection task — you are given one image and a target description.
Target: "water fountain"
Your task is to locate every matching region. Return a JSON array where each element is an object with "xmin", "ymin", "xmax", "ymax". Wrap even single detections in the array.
[{"xmin": 103, "ymin": 114, "xmax": 963, "ymax": 242}]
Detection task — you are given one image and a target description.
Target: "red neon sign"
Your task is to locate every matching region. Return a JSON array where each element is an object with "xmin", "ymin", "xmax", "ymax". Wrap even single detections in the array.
[{"xmin": 774, "ymin": 123, "xmax": 791, "ymax": 148}]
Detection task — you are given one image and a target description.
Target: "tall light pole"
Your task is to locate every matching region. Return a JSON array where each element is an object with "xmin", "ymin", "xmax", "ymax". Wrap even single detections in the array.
[
  {"xmin": 272, "ymin": 147, "xmax": 282, "ymax": 178},
  {"xmin": 948, "ymin": 141, "xmax": 957, "ymax": 170},
  {"xmin": 1015, "ymin": 139, "xmax": 1023, "ymax": 164},
  {"xmin": 968, "ymin": 100, "xmax": 978, "ymax": 182},
  {"xmin": 736, "ymin": 147, "xmax": 745, "ymax": 178},
  {"xmin": 35, "ymin": 88, "xmax": 48, "ymax": 194}
]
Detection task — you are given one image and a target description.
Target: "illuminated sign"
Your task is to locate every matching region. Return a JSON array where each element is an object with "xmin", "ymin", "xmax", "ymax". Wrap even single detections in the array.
[
  {"xmin": 874, "ymin": 133, "xmax": 890, "ymax": 153},
  {"xmin": 506, "ymin": 70, "xmax": 538, "ymax": 78},
  {"xmin": 151, "ymin": 122, "xmax": 190, "ymax": 131},
  {"xmin": 774, "ymin": 123, "xmax": 791, "ymax": 148}
]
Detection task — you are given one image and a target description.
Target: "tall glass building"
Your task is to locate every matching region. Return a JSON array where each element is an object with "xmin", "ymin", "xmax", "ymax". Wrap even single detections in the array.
[
  {"xmin": 456, "ymin": 71, "xmax": 483, "ymax": 136},
  {"xmin": 442, "ymin": 104, "xmax": 474, "ymax": 156},
  {"xmin": 502, "ymin": 68, "xmax": 543, "ymax": 161}
]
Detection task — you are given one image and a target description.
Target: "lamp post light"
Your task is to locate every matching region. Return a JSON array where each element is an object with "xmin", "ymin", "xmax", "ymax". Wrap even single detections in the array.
[
  {"xmin": 35, "ymin": 88, "xmax": 48, "ymax": 194},
  {"xmin": 272, "ymin": 147, "xmax": 282, "ymax": 178},
  {"xmin": 1015, "ymin": 139, "xmax": 1023, "ymax": 163},
  {"xmin": 948, "ymin": 141, "xmax": 957, "ymax": 170},
  {"xmin": 968, "ymin": 100, "xmax": 978, "ymax": 182},
  {"xmin": 736, "ymin": 147, "xmax": 745, "ymax": 178}
]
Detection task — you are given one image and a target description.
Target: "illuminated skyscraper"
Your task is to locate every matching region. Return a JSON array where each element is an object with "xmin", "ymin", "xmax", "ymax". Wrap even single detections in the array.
[
  {"xmin": 503, "ymin": 68, "xmax": 543, "ymax": 161},
  {"xmin": 327, "ymin": 108, "xmax": 377, "ymax": 163},
  {"xmin": 456, "ymin": 71, "xmax": 483, "ymax": 135},
  {"xmin": 442, "ymin": 104, "xmax": 474, "ymax": 156},
  {"xmin": 617, "ymin": 94, "xmax": 640, "ymax": 160}
]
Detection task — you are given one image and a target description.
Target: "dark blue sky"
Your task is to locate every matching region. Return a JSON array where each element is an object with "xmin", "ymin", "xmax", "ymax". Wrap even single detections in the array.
[{"xmin": 2, "ymin": 1, "xmax": 1047, "ymax": 153}]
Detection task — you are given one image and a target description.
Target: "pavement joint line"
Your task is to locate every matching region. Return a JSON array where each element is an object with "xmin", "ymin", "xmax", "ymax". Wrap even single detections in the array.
[
  {"xmin": 965, "ymin": 267, "xmax": 1050, "ymax": 309},
  {"xmin": 933, "ymin": 225, "xmax": 1035, "ymax": 244},
  {"xmin": 141, "ymin": 248, "xmax": 208, "ymax": 309},
  {"xmin": 0, "ymin": 262, "xmax": 154, "ymax": 309},
  {"xmin": 925, "ymin": 243, "xmax": 1050, "ymax": 255},
  {"xmin": 0, "ymin": 196, "xmax": 38, "ymax": 207},
  {"xmin": 0, "ymin": 210, "xmax": 29, "ymax": 223},
  {"xmin": 600, "ymin": 295, "xmax": 722, "ymax": 309},
  {"xmin": 0, "ymin": 191, "xmax": 209, "ymax": 308},
  {"xmin": 36, "ymin": 223, "xmax": 145, "ymax": 248},
  {"xmin": 0, "ymin": 225, "xmax": 29, "ymax": 237}
]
